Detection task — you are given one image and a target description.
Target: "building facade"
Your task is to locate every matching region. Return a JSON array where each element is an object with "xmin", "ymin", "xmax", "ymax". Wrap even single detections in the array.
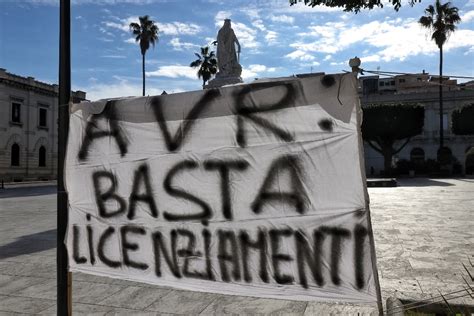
[
  {"xmin": 0, "ymin": 68, "xmax": 86, "ymax": 182},
  {"xmin": 359, "ymin": 72, "xmax": 474, "ymax": 176}
]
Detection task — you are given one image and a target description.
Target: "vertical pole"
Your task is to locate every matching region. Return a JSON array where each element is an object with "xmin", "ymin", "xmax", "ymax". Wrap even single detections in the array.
[
  {"xmin": 439, "ymin": 46, "xmax": 444, "ymax": 150},
  {"xmin": 58, "ymin": 0, "xmax": 71, "ymax": 315}
]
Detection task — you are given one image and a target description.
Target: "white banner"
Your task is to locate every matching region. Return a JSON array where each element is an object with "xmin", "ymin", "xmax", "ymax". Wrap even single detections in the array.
[{"xmin": 65, "ymin": 73, "xmax": 380, "ymax": 303}]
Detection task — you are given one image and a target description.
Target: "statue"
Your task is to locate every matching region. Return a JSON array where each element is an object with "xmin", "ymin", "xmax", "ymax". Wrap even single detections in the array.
[
  {"xmin": 206, "ymin": 19, "xmax": 243, "ymax": 88},
  {"xmin": 216, "ymin": 19, "xmax": 242, "ymax": 77}
]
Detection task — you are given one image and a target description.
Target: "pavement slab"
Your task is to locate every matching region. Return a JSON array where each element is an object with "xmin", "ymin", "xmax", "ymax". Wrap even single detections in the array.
[
  {"xmin": 0, "ymin": 294, "xmax": 55, "ymax": 314},
  {"xmin": 97, "ymin": 285, "xmax": 172, "ymax": 310},
  {"xmin": 145, "ymin": 290, "xmax": 220, "ymax": 314},
  {"xmin": 0, "ymin": 275, "xmax": 50, "ymax": 296},
  {"xmin": 200, "ymin": 295, "xmax": 308, "ymax": 315}
]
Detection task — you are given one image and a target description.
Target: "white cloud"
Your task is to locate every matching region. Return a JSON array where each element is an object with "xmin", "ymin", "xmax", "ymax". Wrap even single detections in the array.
[
  {"xmin": 104, "ymin": 16, "xmax": 201, "ymax": 36},
  {"xmin": 243, "ymin": 8, "xmax": 260, "ymax": 20},
  {"xmin": 219, "ymin": 21, "xmax": 259, "ymax": 49},
  {"xmin": 285, "ymin": 50, "xmax": 315, "ymax": 61},
  {"xmin": 461, "ymin": 10, "xmax": 474, "ymax": 22},
  {"xmin": 242, "ymin": 68, "xmax": 258, "ymax": 80},
  {"xmin": 215, "ymin": 11, "xmax": 232, "ymax": 21},
  {"xmin": 323, "ymin": 55, "xmax": 332, "ymax": 61},
  {"xmin": 104, "ymin": 21, "xmax": 129, "ymax": 32},
  {"xmin": 99, "ymin": 27, "xmax": 115, "ymax": 37},
  {"xmin": 291, "ymin": 19, "xmax": 474, "ymax": 61},
  {"xmin": 98, "ymin": 37, "xmax": 114, "ymax": 42},
  {"xmin": 146, "ymin": 65, "xmax": 197, "ymax": 79},
  {"xmin": 252, "ymin": 19, "xmax": 266, "ymax": 32},
  {"xmin": 100, "ymin": 55, "xmax": 126, "ymax": 58},
  {"xmin": 248, "ymin": 64, "xmax": 276, "ymax": 72},
  {"xmin": 169, "ymin": 38, "xmax": 200, "ymax": 51},
  {"xmin": 270, "ymin": 14, "xmax": 294, "ymax": 24},
  {"xmin": 360, "ymin": 55, "xmax": 381, "ymax": 63},
  {"xmin": 233, "ymin": 22, "xmax": 259, "ymax": 49},
  {"xmin": 156, "ymin": 22, "xmax": 202, "ymax": 36},
  {"xmin": 241, "ymin": 64, "xmax": 277, "ymax": 80},
  {"xmin": 273, "ymin": 2, "xmax": 340, "ymax": 13},
  {"xmin": 265, "ymin": 31, "xmax": 278, "ymax": 44},
  {"xmin": 464, "ymin": 46, "xmax": 474, "ymax": 55}
]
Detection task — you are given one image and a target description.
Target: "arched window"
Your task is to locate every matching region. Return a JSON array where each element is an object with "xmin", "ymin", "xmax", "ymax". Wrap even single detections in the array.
[
  {"xmin": 11, "ymin": 143, "xmax": 20, "ymax": 166},
  {"xmin": 39, "ymin": 146, "xmax": 46, "ymax": 167},
  {"xmin": 410, "ymin": 147, "xmax": 425, "ymax": 164}
]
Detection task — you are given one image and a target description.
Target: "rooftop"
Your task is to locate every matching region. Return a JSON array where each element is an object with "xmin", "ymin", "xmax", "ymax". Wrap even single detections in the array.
[{"xmin": 0, "ymin": 68, "xmax": 86, "ymax": 100}]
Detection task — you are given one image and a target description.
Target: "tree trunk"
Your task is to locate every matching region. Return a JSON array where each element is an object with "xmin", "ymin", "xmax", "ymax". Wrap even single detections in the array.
[
  {"xmin": 439, "ymin": 45, "xmax": 444, "ymax": 150},
  {"xmin": 203, "ymin": 79, "xmax": 206, "ymax": 89},
  {"xmin": 142, "ymin": 53, "xmax": 145, "ymax": 97},
  {"xmin": 382, "ymin": 147, "xmax": 393, "ymax": 177}
]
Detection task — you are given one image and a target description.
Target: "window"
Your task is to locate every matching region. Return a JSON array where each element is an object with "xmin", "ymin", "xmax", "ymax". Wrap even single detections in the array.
[
  {"xmin": 390, "ymin": 81, "xmax": 395, "ymax": 86},
  {"xmin": 399, "ymin": 79, "xmax": 406, "ymax": 83},
  {"xmin": 11, "ymin": 143, "xmax": 20, "ymax": 166},
  {"xmin": 417, "ymin": 77, "xmax": 422, "ymax": 81},
  {"xmin": 11, "ymin": 102, "xmax": 21, "ymax": 123},
  {"xmin": 39, "ymin": 108, "xmax": 48, "ymax": 128},
  {"xmin": 39, "ymin": 146, "xmax": 46, "ymax": 167},
  {"xmin": 379, "ymin": 81, "xmax": 385, "ymax": 87}
]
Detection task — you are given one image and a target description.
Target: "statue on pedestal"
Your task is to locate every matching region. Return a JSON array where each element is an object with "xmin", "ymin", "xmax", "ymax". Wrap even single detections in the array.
[{"xmin": 206, "ymin": 19, "xmax": 243, "ymax": 88}]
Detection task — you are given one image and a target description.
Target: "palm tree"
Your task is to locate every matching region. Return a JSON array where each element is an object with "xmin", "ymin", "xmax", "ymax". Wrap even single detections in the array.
[
  {"xmin": 419, "ymin": 1, "xmax": 460, "ymax": 151},
  {"xmin": 130, "ymin": 15, "xmax": 159, "ymax": 96},
  {"xmin": 190, "ymin": 46, "xmax": 218, "ymax": 89}
]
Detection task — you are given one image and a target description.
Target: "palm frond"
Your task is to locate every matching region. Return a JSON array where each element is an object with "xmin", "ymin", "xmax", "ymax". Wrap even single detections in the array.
[
  {"xmin": 419, "ymin": 0, "xmax": 460, "ymax": 48},
  {"xmin": 189, "ymin": 44, "xmax": 218, "ymax": 85},
  {"xmin": 190, "ymin": 60, "xmax": 202, "ymax": 68},
  {"xmin": 419, "ymin": 16, "xmax": 433, "ymax": 28},
  {"xmin": 129, "ymin": 22, "xmax": 140, "ymax": 31}
]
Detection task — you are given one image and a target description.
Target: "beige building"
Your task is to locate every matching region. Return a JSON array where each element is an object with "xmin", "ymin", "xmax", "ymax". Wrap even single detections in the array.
[
  {"xmin": 0, "ymin": 68, "xmax": 86, "ymax": 182},
  {"xmin": 359, "ymin": 72, "xmax": 474, "ymax": 176}
]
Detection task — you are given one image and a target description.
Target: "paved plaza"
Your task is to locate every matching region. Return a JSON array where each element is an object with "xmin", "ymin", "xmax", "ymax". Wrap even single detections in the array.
[{"xmin": 0, "ymin": 179, "xmax": 473, "ymax": 315}]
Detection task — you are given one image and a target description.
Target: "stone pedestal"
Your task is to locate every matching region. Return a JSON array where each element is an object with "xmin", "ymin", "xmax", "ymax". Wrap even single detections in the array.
[{"xmin": 205, "ymin": 75, "xmax": 243, "ymax": 89}]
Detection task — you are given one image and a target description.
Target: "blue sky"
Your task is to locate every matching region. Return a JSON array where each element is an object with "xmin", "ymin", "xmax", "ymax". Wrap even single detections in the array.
[{"xmin": 1, "ymin": 0, "xmax": 474, "ymax": 100}]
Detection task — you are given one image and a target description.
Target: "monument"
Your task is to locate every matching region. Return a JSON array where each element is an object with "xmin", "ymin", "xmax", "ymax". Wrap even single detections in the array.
[{"xmin": 206, "ymin": 19, "xmax": 243, "ymax": 88}]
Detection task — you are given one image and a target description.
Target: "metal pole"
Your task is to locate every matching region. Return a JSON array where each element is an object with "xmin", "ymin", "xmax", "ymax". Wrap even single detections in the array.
[{"xmin": 58, "ymin": 0, "xmax": 71, "ymax": 315}]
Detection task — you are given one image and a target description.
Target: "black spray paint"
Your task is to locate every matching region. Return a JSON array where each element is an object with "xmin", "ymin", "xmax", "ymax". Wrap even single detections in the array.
[
  {"xmin": 204, "ymin": 160, "xmax": 249, "ymax": 221},
  {"xmin": 252, "ymin": 155, "xmax": 307, "ymax": 215},
  {"xmin": 234, "ymin": 82, "xmax": 296, "ymax": 148},
  {"xmin": 78, "ymin": 101, "xmax": 128, "ymax": 161}
]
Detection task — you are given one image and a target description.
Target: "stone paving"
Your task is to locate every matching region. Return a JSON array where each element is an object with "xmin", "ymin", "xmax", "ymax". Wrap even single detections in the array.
[{"xmin": 0, "ymin": 178, "xmax": 473, "ymax": 315}]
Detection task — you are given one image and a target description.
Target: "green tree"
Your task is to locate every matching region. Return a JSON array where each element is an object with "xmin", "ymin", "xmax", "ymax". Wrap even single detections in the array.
[
  {"xmin": 362, "ymin": 103, "xmax": 425, "ymax": 175},
  {"xmin": 190, "ymin": 46, "xmax": 218, "ymax": 89},
  {"xmin": 452, "ymin": 103, "xmax": 474, "ymax": 135},
  {"xmin": 130, "ymin": 15, "xmax": 159, "ymax": 96},
  {"xmin": 419, "ymin": 1, "xmax": 461, "ymax": 151},
  {"xmin": 288, "ymin": 0, "xmax": 420, "ymax": 12}
]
